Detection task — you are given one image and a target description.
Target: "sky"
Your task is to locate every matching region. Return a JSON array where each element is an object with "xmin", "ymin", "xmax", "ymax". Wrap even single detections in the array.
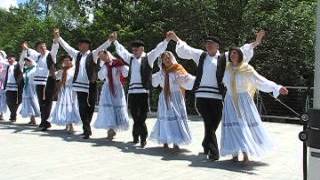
[{"xmin": 0, "ymin": 0, "xmax": 28, "ymax": 10}]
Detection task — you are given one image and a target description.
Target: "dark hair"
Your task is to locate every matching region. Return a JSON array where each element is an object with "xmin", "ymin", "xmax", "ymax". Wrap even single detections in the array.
[
  {"xmin": 204, "ymin": 36, "xmax": 221, "ymax": 45},
  {"xmin": 24, "ymin": 57, "xmax": 32, "ymax": 62},
  {"xmin": 78, "ymin": 38, "xmax": 91, "ymax": 45},
  {"xmin": 35, "ymin": 41, "xmax": 46, "ymax": 48},
  {"xmin": 228, "ymin": 47, "xmax": 243, "ymax": 63},
  {"xmin": 61, "ymin": 55, "xmax": 72, "ymax": 61},
  {"xmin": 131, "ymin": 40, "xmax": 145, "ymax": 48},
  {"xmin": 7, "ymin": 54, "xmax": 16, "ymax": 59}
]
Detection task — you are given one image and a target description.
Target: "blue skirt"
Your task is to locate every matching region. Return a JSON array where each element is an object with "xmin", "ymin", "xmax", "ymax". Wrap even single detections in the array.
[
  {"xmin": 220, "ymin": 92, "xmax": 273, "ymax": 157},
  {"xmin": 149, "ymin": 91, "xmax": 192, "ymax": 145},
  {"xmin": 94, "ymin": 83, "xmax": 129, "ymax": 131},
  {"xmin": 20, "ymin": 86, "xmax": 40, "ymax": 117},
  {"xmin": 50, "ymin": 86, "xmax": 81, "ymax": 126},
  {"xmin": 0, "ymin": 90, "xmax": 7, "ymax": 113}
]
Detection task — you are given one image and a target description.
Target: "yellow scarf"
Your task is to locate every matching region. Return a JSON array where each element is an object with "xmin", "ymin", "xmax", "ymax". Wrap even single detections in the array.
[
  {"xmin": 163, "ymin": 63, "xmax": 188, "ymax": 108},
  {"xmin": 226, "ymin": 62, "xmax": 256, "ymax": 117}
]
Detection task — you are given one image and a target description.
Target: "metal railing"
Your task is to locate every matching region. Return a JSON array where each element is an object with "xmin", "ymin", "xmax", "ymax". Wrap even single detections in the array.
[{"xmin": 256, "ymin": 86, "xmax": 314, "ymax": 122}]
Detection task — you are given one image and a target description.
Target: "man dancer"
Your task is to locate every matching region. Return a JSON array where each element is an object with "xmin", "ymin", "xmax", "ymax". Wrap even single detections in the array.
[
  {"xmin": 170, "ymin": 30, "xmax": 265, "ymax": 160},
  {"xmin": 2, "ymin": 55, "xmax": 23, "ymax": 122},
  {"xmin": 110, "ymin": 32, "xmax": 170, "ymax": 148},
  {"xmin": 54, "ymin": 29, "xmax": 111, "ymax": 139},
  {"xmin": 20, "ymin": 41, "xmax": 59, "ymax": 130}
]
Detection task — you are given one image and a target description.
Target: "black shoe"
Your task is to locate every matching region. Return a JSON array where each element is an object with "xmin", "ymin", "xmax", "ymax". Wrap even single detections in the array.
[
  {"xmin": 83, "ymin": 134, "xmax": 90, "ymax": 139},
  {"xmin": 38, "ymin": 123, "xmax": 44, "ymax": 128},
  {"xmin": 207, "ymin": 150, "xmax": 219, "ymax": 161},
  {"xmin": 132, "ymin": 136, "xmax": 139, "ymax": 144},
  {"xmin": 203, "ymin": 148, "xmax": 209, "ymax": 155},
  {"xmin": 140, "ymin": 140, "xmax": 147, "ymax": 148},
  {"xmin": 9, "ymin": 118, "xmax": 16, "ymax": 122},
  {"xmin": 41, "ymin": 123, "xmax": 52, "ymax": 131}
]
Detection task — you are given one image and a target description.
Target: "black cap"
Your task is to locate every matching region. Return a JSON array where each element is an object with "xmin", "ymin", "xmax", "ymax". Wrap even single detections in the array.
[
  {"xmin": 131, "ymin": 40, "xmax": 145, "ymax": 48},
  {"xmin": 78, "ymin": 38, "xmax": 92, "ymax": 45},
  {"xmin": 204, "ymin": 36, "xmax": 221, "ymax": 45}
]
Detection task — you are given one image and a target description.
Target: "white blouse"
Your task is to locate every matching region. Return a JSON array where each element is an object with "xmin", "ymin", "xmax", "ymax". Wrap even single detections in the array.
[
  {"xmin": 223, "ymin": 67, "xmax": 282, "ymax": 98},
  {"xmin": 98, "ymin": 63, "xmax": 129, "ymax": 85},
  {"xmin": 152, "ymin": 71, "xmax": 195, "ymax": 91}
]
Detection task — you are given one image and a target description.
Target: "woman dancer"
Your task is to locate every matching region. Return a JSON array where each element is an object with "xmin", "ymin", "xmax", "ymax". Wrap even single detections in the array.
[
  {"xmin": 150, "ymin": 51, "xmax": 195, "ymax": 150},
  {"xmin": 50, "ymin": 55, "xmax": 81, "ymax": 133},
  {"xmin": 94, "ymin": 50, "xmax": 129, "ymax": 140},
  {"xmin": 220, "ymin": 47, "xmax": 288, "ymax": 163},
  {"xmin": 20, "ymin": 56, "xmax": 40, "ymax": 125}
]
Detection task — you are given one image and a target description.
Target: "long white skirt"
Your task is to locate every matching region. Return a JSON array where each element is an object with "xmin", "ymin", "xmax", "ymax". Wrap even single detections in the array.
[
  {"xmin": 20, "ymin": 85, "xmax": 40, "ymax": 117},
  {"xmin": 94, "ymin": 83, "xmax": 129, "ymax": 131},
  {"xmin": 220, "ymin": 92, "xmax": 273, "ymax": 157},
  {"xmin": 0, "ymin": 90, "xmax": 7, "ymax": 113},
  {"xmin": 149, "ymin": 91, "xmax": 192, "ymax": 145},
  {"xmin": 50, "ymin": 86, "xmax": 81, "ymax": 126}
]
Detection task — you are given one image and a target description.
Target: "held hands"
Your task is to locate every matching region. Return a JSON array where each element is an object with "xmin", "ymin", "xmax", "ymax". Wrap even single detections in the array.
[
  {"xmin": 279, "ymin": 86, "xmax": 289, "ymax": 95},
  {"xmin": 21, "ymin": 41, "xmax": 29, "ymax": 50},
  {"xmin": 109, "ymin": 32, "xmax": 117, "ymax": 42},
  {"xmin": 255, "ymin": 30, "xmax": 266, "ymax": 45},
  {"xmin": 53, "ymin": 28, "xmax": 60, "ymax": 39},
  {"xmin": 166, "ymin": 31, "xmax": 179, "ymax": 42}
]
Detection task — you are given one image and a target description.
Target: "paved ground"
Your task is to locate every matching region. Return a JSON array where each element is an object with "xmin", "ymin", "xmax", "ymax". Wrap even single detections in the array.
[{"xmin": 0, "ymin": 111, "xmax": 303, "ymax": 180}]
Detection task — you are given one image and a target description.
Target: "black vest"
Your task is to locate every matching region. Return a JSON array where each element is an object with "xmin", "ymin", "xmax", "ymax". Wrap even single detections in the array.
[
  {"xmin": 3, "ymin": 63, "xmax": 24, "ymax": 92},
  {"xmin": 73, "ymin": 52, "xmax": 98, "ymax": 83},
  {"xmin": 192, "ymin": 52, "xmax": 226, "ymax": 95},
  {"xmin": 37, "ymin": 53, "xmax": 56, "ymax": 78},
  {"xmin": 128, "ymin": 56, "xmax": 152, "ymax": 90}
]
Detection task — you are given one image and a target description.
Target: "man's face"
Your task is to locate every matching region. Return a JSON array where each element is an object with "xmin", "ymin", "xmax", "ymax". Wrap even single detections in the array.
[
  {"xmin": 78, "ymin": 42, "xmax": 90, "ymax": 53},
  {"xmin": 37, "ymin": 43, "xmax": 47, "ymax": 54},
  {"xmin": 8, "ymin": 57, "xmax": 15, "ymax": 65},
  {"xmin": 205, "ymin": 41, "xmax": 219, "ymax": 55},
  {"xmin": 131, "ymin": 46, "xmax": 144, "ymax": 58}
]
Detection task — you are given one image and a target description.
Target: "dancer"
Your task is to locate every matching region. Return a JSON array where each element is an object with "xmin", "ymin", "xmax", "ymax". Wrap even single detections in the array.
[
  {"xmin": 94, "ymin": 50, "xmax": 130, "ymax": 140},
  {"xmin": 150, "ymin": 51, "xmax": 194, "ymax": 150},
  {"xmin": 170, "ymin": 30, "xmax": 265, "ymax": 160},
  {"xmin": 20, "ymin": 55, "xmax": 40, "ymax": 125},
  {"xmin": 111, "ymin": 32, "xmax": 170, "ymax": 147},
  {"xmin": 0, "ymin": 51, "xmax": 8, "ymax": 120},
  {"xmin": 49, "ymin": 55, "xmax": 81, "ymax": 133},
  {"xmin": 54, "ymin": 28, "xmax": 111, "ymax": 139},
  {"xmin": 21, "ymin": 40, "xmax": 59, "ymax": 131},
  {"xmin": 220, "ymin": 47, "xmax": 288, "ymax": 163},
  {"xmin": 1, "ymin": 54, "xmax": 23, "ymax": 122}
]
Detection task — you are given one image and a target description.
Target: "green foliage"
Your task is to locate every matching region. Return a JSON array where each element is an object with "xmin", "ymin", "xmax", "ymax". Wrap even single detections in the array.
[{"xmin": 0, "ymin": 0, "xmax": 316, "ymax": 113}]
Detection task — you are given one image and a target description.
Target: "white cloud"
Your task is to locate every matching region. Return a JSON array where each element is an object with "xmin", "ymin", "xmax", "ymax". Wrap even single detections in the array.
[{"xmin": 0, "ymin": 0, "xmax": 18, "ymax": 11}]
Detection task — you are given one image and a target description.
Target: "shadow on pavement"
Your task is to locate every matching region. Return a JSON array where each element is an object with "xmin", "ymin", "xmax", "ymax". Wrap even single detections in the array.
[{"xmin": 0, "ymin": 121, "xmax": 268, "ymax": 174}]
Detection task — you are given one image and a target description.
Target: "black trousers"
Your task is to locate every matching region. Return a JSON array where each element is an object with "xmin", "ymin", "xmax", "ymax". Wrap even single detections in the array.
[
  {"xmin": 36, "ymin": 84, "xmax": 53, "ymax": 126},
  {"xmin": 196, "ymin": 98, "xmax": 223, "ymax": 157},
  {"xmin": 128, "ymin": 93, "xmax": 149, "ymax": 141},
  {"xmin": 6, "ymin": 91, "xmax": 22, "ymax": 120},
  {"xmin": 77, "ymin": 83, "xmax": 97, "ymax": 136}
]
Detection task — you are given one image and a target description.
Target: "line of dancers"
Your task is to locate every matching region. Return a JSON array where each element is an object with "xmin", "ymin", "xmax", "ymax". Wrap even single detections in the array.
[{"xmin": 0, "ymin": 29, "xmax": 288, "ymax": 163}]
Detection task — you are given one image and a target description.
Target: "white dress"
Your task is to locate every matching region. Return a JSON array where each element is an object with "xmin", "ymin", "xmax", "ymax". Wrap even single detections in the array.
[
  {"xmin": 93, "ymin": 63, "xmax": 130, "ymax": 131},
  {"xmin": 20, "ymin": 67, "xmax": 40, "ymax": 117},
  {"xmin": 0, "ymin": 62, "xmax": 7, "ymax": 113},
  {"xmin": 49, "ymin": 68, "xmax": 81, "ymax": 126},
  {"xmin": 149, "ymin": 70, "xmax": 195, "ymax": 145},
  {"xmin": 220, "ymin": 66, "xmax": 282, "ymax": 157}
]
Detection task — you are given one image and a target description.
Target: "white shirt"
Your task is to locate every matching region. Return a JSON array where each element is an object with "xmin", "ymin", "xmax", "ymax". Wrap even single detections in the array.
[
  {"xmin": 176, "ymin": 40, "xmax": 255, "ymax": 100},
  {"xmin": 21, "ymin": 42, "xmax": 60, "ymax": 86},
  {"xmin": 58, "ymin": 37, "xmax": 111, "ymax": 93},
  {"xmin": 6, "ymin": 63, "xmax": 18, "ymax": 91},
  {"xmin": 114, "ymin": 40, "xmax": 169, "ymax": 94}
]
